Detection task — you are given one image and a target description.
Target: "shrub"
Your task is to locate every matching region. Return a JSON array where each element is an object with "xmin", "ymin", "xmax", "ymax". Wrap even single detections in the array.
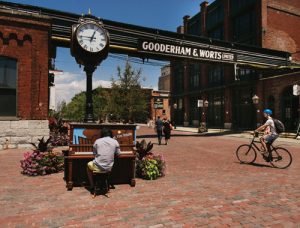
[
  {"xmin": 20, "ymin": 137, "xmax": 64, "ymax": 176},
  {"xmin": 48, "ymin": 117, "xmax": 69, "ymax": 146},
  {"xmin": 50, "ymin": 132, "xmax": 69, "ymax": 146},
  {"xmin": 135, "ymin": 140, "xmax": 166, "ymax": 180}
]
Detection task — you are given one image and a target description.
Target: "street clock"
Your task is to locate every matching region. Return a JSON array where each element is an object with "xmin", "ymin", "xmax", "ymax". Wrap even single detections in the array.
[
  {"xmin": 70, "ymin": 15, "xmax": 110, "ymax": 122},
  {"xmin": 71, "ymin": 15, "xmax": 110, "ymax": 67}
]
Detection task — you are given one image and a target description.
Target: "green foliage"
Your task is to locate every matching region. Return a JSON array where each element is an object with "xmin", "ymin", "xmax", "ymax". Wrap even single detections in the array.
[
  {"xmin": 138, "ymin": 156, "xmax": 160, "ymax": 180},
  {"xmin": 135, "ymin": 140, "xmax": 166, "ymax": 180},
  {"xmin": 108, "ymin": 61, "xmax": 148, "ymax": 123},
  {"xmin": 60, "ymin": 92, "xmax": 86, "ymax": 121},
  {"xmin": 93, "ymin": 87, "xmax": 108, "ymax": 121},
  {"xmin": 58, "ymin": 62, "xmax": 148, "ymax": 123}
]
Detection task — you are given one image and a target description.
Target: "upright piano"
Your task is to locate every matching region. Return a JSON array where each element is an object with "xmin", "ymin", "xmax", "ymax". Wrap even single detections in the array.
[{"xmin": 64, "ymin": 123, "xmax": 137, "ymax": 190}]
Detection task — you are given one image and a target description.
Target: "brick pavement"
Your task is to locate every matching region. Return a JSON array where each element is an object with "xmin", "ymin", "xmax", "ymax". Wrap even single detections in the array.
[{"xmin": 0, "ymin": 126, "xmax": 299, "ymax": 227}]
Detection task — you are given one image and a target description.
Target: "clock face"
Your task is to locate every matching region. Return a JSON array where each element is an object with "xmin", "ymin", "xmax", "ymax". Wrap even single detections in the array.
[{"xmin": 76, "ymin": 23, "xmax": 108, "ymax": 53}]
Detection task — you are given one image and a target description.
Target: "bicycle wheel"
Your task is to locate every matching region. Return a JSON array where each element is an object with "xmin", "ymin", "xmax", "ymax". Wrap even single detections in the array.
[
  {"xmin": 270, "ymin": 147, "xmax": 292, "ymax": 169},
  {"xmin": 236, "ymin": 144, "xmax": 257, "ymax": 164}
]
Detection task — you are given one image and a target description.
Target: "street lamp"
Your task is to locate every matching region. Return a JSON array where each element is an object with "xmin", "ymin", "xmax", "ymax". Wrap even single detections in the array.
[
  {"xmin": 204, "ymin": 100, "xmax": 209, "ymax": 107},
  {"xmin": 198, "ymin": 100, "xmax": 209, "ymax": 133},
  {"xmin": 252, "ymin": 94, "xmax": 260, "ymax": 127},
  {"xmin": 252, "ymin": 94, "xmax": 259, "ymax": 104}
]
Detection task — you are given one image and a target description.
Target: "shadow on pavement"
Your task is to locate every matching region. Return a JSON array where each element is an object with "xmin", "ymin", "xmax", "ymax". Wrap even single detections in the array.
[
  {"xmin": 137, "ymin": 130, "xmax": 244, "ymax": 139},
  {"xmin": 236, "ymin": 161, "xmax": 274, "ymax": 169}
]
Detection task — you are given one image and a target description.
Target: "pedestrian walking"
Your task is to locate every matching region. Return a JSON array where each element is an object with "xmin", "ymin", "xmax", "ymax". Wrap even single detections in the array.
[
  {"xmin": 155, "ymin": 116, "xmax": 164, "ymax": 145},
  {"xmin": 163, "ymin": 118, "xmax": 173, "ymax": 145}
]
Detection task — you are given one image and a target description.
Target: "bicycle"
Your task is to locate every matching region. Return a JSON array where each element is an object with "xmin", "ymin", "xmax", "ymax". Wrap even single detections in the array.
[{"xmin": 236, "ymin": 132, "xmax": 292, "ymax": 169}]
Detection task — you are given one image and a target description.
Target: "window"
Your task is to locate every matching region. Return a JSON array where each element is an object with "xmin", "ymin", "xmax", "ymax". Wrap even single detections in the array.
[
  {"xmin": 189, "ymin": 63, "xmax": 200, "ymax": 89},
  {"xmin": 172, "ymin": 61, "xmax": 184, "ymax": 93},
  {"xmin": 187, "ymin": 13, "xmax": 201, "ymax": 36},
  {"xmin": 236, "ymin": 67, "xmax": 257, "ymax": 81},
  {"xmin": 208, "ymin": 66, "xmax": 224, "ymax": 86},
  {"xmin": 0, "ymin": 57, "xmax": 17, "ymax": 116},
  {"xmin": 233, "ymin": 10, "xmax": 256, "ymax": 44},
  {"xmin": 208, "ymin": 26, "xmax": 224, "ymax": 40},
  {"xmin": 206, "ymin": 4, "xmax": 224, "ymax": 30}
]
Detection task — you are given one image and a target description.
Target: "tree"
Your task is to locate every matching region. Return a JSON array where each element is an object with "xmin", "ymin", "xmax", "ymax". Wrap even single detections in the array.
[
  {"xmin": 58, "ymin": 61, "xmax": 149, "ymax": 123},
  {"xmin": 107, "ymin": 61, "xmax": 148, "ymax": 123},
  {"xmin": 93, "ymin": 87, "xmax": 108, "ymax": 121},
  {"xmin": 60, "ymin": 92, "xmax": 85, "ymax": 121}
]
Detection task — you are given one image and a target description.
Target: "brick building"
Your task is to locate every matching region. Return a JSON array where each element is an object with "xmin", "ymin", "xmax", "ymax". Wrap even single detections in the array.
[
  {"xmin": 0, "ymin": 10, "xmax": 51, "ymax": 149},
  {"xmin": 171, "ymin": 0, "xmax": 300, "ymax": 131},
  {"xmin": 150, "ymin": 90, "xmax": 170, "ymax": 122}
]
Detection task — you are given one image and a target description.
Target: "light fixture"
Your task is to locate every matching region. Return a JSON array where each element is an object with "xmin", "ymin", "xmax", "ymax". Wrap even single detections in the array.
[
  {"xmin": 204, "ymin": 100, "xmax": 209, "ymax": 107},
  {"xmin": 252, "ymin": 94, "xmax": 259, "ymax": 104}
]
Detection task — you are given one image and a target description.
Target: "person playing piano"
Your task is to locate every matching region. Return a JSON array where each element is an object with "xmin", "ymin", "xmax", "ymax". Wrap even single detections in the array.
[{"xmin": 86, "ymin": 128, "xmax": 121, "ymax": 194}]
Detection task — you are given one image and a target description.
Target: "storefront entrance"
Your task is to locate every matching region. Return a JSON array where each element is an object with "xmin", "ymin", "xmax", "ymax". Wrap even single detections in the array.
[
  {"xmin": 232, "ymin": 86, "xmax": 256, "ymax": 130},
  {"xmin": 281, "ymin": 86, "xmax": 299, "ymax": 132}
]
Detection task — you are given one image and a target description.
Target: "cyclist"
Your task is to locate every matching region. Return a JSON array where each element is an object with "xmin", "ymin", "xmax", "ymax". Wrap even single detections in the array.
[{"xmin": 254, "ymin": 109, "xmax": 279, "ymax": 161}]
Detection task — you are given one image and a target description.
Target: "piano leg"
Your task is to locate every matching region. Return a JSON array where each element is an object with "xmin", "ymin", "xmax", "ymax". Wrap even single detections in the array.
[
  {"xmin": 130, "ymin": 157, "xmax": 136, "ymax": 187},
  {"xmin": 67, "ymin": 159, "xmax": 74, "ymax": 190},
  {"xmin": 67, "ymin": 181, "xmax": 74, "ymax": 191},
  {"xmin": 130, "ymin": 179, "xmax": 136, "ymax": 187}
]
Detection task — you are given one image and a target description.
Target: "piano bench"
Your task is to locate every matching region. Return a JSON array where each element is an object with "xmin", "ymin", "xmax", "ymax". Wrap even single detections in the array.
[{"xmin": 92, "ymin": 171, "xmax": 111, "ymax": 198}]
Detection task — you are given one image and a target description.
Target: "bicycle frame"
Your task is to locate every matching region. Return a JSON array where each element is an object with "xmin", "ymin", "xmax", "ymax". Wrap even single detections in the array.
[{"xmin": 248, "ymin": 134, "xmax": 274, "ymax": 154}]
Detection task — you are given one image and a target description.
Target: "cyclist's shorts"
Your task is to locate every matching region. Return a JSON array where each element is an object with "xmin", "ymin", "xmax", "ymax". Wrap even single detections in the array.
[{"xmin": 264, "ymin": 134, "xmax": 278, "ymax": 144}]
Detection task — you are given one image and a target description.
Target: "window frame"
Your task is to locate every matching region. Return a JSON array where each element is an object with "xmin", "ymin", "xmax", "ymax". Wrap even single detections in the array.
[{"xmin": 0, "ymin": 56, "xmax": 18, "ymax": 118}]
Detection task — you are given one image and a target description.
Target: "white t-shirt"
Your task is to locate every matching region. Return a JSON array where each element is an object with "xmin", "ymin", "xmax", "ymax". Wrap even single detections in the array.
[{"xmin": 265, "ymin": 117, "xmax": 278, "ymax": 135}]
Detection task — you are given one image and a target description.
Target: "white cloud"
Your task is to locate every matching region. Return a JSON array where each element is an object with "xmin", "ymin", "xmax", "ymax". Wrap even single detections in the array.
[{"xmin": 53, "ymin": 71, "xmax": 112, "ymax": 107}]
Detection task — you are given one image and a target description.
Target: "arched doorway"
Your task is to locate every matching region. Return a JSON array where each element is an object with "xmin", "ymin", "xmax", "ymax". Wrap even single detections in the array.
[{"xmin": 281, "ymin": 86, "xmax": 299, "ymax": 132}]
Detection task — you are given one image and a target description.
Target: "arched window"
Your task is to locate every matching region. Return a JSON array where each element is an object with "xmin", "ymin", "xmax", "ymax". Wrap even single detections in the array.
[{"xmin": 0, "ymin": 57, "xmax": 17, "ymax": 116}]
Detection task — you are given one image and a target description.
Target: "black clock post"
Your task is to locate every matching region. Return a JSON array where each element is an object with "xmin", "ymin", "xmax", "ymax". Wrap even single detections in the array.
[
  {"xmin": 70, "ymin": 15, "xmax": 110, "ymax": 123},
  {"xmin": 84, "ymin": 65, "xmax": 96, "ymax": 122}
]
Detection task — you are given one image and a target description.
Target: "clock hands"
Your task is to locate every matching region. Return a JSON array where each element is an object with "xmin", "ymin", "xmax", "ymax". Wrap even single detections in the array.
[
  {"xmin": 79, "ymin": 35, "xmax": 96, "ymax": 41},
  {"xmin": 90, "ymin": 31, "xmax": 96, "ymax": 42}
]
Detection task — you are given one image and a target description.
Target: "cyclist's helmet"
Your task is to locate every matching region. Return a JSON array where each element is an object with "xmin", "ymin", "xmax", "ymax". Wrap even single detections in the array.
[{"xmin": 263, "ymin": 108, "xmax": 273, "ymax": 115}]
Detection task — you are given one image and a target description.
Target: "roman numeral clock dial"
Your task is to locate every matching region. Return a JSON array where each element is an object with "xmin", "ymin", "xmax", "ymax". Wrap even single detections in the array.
[{"xmin": 76, "ymin": 22, "xmax": 108, "ymax": 53}]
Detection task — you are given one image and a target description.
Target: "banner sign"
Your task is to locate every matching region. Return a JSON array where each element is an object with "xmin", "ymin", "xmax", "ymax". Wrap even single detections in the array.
[
  {"xmin": 138, "ymin": 39, "xmax": 236, "ymax": 62},
  {"xmin": 154, "ymin": 98, "xmax": 163, "ymax": 109}
]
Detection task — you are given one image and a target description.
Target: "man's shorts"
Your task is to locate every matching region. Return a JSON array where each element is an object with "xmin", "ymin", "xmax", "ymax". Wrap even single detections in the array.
[
  {"xmin": 87, "ymin": 161, "xmax": 106, "ymax": 173},
  {"xmin": 263, "ymin": 134, "xmax": 278, "ymax": 144}
]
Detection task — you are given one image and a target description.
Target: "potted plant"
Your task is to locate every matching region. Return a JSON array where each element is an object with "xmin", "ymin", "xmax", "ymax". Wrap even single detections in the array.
[
  {"xmin": 20, "ymin": 137, "xmax": 64, "ymax": 176},
  {"xmin": 135, "ymin": 139, "xmax": 166, "ymax": 180}
]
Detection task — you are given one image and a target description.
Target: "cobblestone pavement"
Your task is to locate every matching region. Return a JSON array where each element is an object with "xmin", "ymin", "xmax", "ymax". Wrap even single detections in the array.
[{"xmin": 0, "ymin": 126, "xmax": 299, "ymax": 227}]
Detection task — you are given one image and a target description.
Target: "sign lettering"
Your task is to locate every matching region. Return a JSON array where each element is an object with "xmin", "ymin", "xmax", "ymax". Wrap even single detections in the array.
[{"xmin": 138, "ymin": 40, "xmax": 235, "ymax": 62}]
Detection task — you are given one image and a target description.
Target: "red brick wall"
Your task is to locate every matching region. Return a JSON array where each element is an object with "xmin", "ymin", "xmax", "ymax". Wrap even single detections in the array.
[
  {"xmin": 258, "ymin": 73, "xmax": 300, "ymax": 119},
  {"xmin": 0, "ymin": 14, "xmax": 51, "ymax": 119},
  {"xmin": 264, "ymin": 0, "xmax": 300, "ymax": 62}
]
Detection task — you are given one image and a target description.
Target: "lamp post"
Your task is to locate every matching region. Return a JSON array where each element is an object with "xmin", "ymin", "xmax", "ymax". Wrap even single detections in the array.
[
  {"xmin": 173, "ymin": 103, "xmax": 177, "ymax": 129},
  {"xmin": 204, "ymin": 100, "xmax": 209, "ymax": 130},
  {"xmin": 252, "ymin": 94, "xmax": 260, "ymax": 128},
  {"xmin": 199, "ymin": 100, "xmax": 209, "ymax": 133}
]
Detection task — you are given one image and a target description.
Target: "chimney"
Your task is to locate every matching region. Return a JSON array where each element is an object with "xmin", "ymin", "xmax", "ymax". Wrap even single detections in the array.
[{"xmin": 183, "ymin": 15, "xmax": 190, "ymax": 34}]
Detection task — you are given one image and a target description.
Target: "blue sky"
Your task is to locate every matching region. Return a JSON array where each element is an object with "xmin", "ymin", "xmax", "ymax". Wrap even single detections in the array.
[{"xmin": 5, "ymin": 0, "xmax": 212, "ymax": 104}]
